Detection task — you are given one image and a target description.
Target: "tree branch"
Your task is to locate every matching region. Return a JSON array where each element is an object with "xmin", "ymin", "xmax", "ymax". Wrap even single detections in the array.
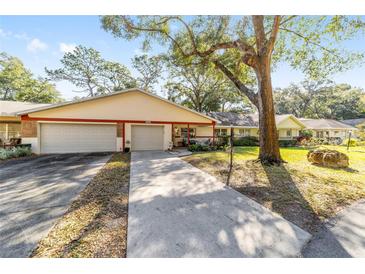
[
  {"xmin": 279, "ymin": 27, "xmax": 342, "ymax": 59},
  {"xmin": 266, "ymin": 16, "xmax": 281, "ymax": 54},
  {"xmin": 252, "ymin": 16, "xmax": 266, "ymax": 54},
  {"xmin": 213, "ymin": 60, "xmax": 258, "ymax": 106}
]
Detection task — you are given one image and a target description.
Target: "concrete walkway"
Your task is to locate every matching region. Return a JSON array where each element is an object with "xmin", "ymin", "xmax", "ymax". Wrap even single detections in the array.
[
  {"xmin": 127, "ymin": 151, "xmax": 311, "ymax": 258},
  {"xmin": 303, "ymin": 199, "xmax": 365, "ymax": 257},
  {"xmin": 0, "ymin": 153, "xmax": 111, "ymax": 257}
]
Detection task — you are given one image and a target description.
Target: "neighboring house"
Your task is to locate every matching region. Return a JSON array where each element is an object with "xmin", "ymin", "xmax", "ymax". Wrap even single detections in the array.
[
  {"xmin": 17, "ymin": 89, "xmax": 217, "ymax": 154},
  {"xmin": 207, "ymin": 112, "xmax": 306, "ymax": 140},
  {"xmin": 341, "ymin": 118, "xmax": 365, "ymax": 127},
  {"xmin": 0, "ymin": 100, "xmax": 50, "ymax": 143},
  {"xmin": 298, "ymin": 118, "xmax": 358, "ymax": 140}
]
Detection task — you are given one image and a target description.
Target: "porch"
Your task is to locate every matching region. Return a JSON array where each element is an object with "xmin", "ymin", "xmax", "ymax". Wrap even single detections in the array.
[{"xmin": 172, "ymin": 123, "xmax": 216, "ymax": 147}]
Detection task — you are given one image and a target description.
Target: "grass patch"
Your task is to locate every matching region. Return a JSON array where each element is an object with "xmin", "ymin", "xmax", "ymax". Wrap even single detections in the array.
[
  {"xmin": 183, "ymin": 146, "xmax": 365, "ymax": 233},
  {"xmin": 31, "ymin": 153, "xmax": 130, "ymax": 258}
]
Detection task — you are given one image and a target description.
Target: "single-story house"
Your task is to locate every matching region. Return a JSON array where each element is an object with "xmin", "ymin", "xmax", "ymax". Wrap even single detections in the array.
[
  {"xmin": 0, "ymin": 100, "xmax": 50, "ymax": 143},
  {"xmin": 208, "ymin": 112, "xmax": 306, "ymax": 140},
  {"xmin": 298, "ymin": 118, "xmax": 358, "ymax": 139},
  {"xmin": 17, "ymin": 88, "xmax": 218, "ymax": 154}
]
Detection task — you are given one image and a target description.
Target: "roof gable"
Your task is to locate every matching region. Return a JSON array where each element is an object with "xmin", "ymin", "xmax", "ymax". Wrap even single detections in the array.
[
  {"xmin": 22, "ymin": 89, "xmax": 215, "ymax": 124},
  {"xmin": 276, "ymin": 115, "xmax": 306, "ymax": 129}
]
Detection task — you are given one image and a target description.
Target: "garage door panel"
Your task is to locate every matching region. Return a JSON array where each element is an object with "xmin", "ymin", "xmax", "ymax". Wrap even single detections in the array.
[
  {"xmin": 41, "ymin": 124, "xmax": 116, "ymax": 153},
  {"xmin": 131, "ymin": 125, "xmax": 163, "ymax": 151}
]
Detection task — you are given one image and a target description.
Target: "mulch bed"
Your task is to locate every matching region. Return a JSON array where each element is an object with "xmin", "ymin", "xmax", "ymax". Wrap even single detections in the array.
[{"xmin": 31, "ymin": 153, "xmax": 130, "ymax": 258}]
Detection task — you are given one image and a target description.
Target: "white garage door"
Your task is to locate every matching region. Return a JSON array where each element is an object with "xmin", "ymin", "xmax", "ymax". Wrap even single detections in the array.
[
  {"xmin": 40, "ymin": 123, "xmax": 116, "ymax": 153},
  {"xmin": 131, "ymin": 125, "xmax": 164, "ymax": 151}
]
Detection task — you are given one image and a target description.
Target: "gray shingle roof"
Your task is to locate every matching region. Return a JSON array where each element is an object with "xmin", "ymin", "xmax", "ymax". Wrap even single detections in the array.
[
  {"xmin": 0, "ymin": 100, "xmax": 51, "ymax": 117},
  {"xmin": 208, "ymin": 112, "xmax": 297, "ymax": 127},
  {"xmin": 341, "ymin": 118, "xmax": 365, "ymax": 127},
  {"xmin": 298, "ymin": 118, "xmax": 357, "ymax": 130},
  {"xmin": 208, "ymin": 112, "xmax": 258, "ymax": 127}
]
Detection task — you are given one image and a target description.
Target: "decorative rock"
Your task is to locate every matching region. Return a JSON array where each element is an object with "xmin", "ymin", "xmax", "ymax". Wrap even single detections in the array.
[{"xmin": 307, "ymin": 149, "xmax": 349, "ymax": 168}]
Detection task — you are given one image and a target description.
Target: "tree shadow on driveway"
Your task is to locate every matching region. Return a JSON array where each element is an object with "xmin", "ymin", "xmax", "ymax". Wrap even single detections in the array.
[
  {"xmin": 230, "ymin": 162, "xmax": 352, "ymax": 257},
  {"xmin": 127, "ymin": 152, "xmax": 312, "ymax": 258}
]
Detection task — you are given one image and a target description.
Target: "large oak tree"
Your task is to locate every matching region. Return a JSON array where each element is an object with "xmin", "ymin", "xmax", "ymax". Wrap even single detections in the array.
[{"xmin": 101, "ymin": 15, "xmax": 365, "ymax": 164}]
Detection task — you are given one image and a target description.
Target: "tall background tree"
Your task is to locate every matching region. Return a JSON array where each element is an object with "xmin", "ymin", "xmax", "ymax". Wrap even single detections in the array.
[
  {"xmin": 165, "ymin": 61, "xmax": 252, "ymax": 112},
  {"xmin": 275, "ymin": 80, "xmax": 365, "ymax": 120},
  {"xmin": 0, "ymin": 52, "xmax": 62, "ymax": 103},
  {"xmin": 46, "ymin": 45, "xmax": 136, "ymax": 97},
  {"xmin": 101, "ymin": 15, "xmax": 365, "ymax": 164},
  {"xmin": 131, "ymin": 54, "xmax": 164, "ymax": 93}
]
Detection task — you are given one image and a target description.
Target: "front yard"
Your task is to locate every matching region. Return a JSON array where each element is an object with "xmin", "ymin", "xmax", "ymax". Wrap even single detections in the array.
[
  {"xmin": 31, "ymin": 153, "xmax": 130, "ymax": 258},
  {"xmin": 183, "ymin": 146, "xmax": 365, "ymax": 233}
]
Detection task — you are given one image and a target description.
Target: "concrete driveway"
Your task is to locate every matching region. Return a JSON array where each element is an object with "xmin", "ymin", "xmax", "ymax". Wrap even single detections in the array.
[
  {"xmin": 0, "ymin": 153, "xmax": 111, "ymax": 258},
  {"xmin": 127, "ymin": 151, "xmax": 311, "ymax": 258},
  {"xmin": 302, "ymin": 199, "xmax": 365, "ymax": 257}
]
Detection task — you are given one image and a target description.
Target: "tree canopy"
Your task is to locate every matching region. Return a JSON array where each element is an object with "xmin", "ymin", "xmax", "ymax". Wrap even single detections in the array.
[
  {"xmin": 101, "ymin": 15, "xmax": 365, "ymax": 164},
  {"xmin": 46, "ymin": 45, "xmax": 136, "ymax": 97},
  {"xmin": 132, "ymin": 54, "xmax": 164, "ymax": 93},
  {"xmin": 275, "ymin": 81, "xmax": 365, "ymax": 120},
  {"xmin": 165, "ymin": 61, "xmax": 252, "ymax": 113},
  {"xmin": 0, "ymin": 52, "xmax": 62, "ymax": 103}
]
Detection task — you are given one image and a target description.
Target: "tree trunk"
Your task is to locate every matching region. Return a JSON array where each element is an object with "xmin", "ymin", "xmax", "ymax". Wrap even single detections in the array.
[{"xmin": 255, "ymin": 57, "xmax": 282, "ymax": 164}]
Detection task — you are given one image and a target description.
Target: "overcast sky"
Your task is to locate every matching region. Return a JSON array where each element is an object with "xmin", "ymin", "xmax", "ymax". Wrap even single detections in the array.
[{"xmin": 1, "ymin": 15, "xmax": 365, "ymax": 100}]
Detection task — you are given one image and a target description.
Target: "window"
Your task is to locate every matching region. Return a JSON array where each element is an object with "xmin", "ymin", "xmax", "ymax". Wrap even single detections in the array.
[
  {"xmin": 181, "ymin": 128, "xmax": 196, "ymax": 138},
  {"xmin": 316, "ymin": 131, "xmax": 324, "ymax": 138},
  {"xmin": 214, "ymin": 128, "xmax": 227, "ymax": 136},
  {"xmin": 286, "ymin": 130, "xmax": 292, "ymax": 137},
  {"xmin": 0, "ymin": 122, "xmax": 21, "ymax": 141}
]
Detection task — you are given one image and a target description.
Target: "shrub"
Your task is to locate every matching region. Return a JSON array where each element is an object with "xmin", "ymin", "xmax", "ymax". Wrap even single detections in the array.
[
  {"xmin": 0, "ymin": 147, "xmax": 32, "ymax": 160},
  {"xmin": 278, "ymin": 140, "xmax": 298, "ymax": 147},
  {"xmin": 233, "ymin": 136, "xmax": 258, "ymax": 146},
  {"xmin": 187, "ymin": 144, "xmax": 226, "ymax": 152},
  {"xmin": 357, "ymin": 141, "xmax": 365, "ymax": 146},
  {"xmin": 300, "ymin": 137, "xmax": 329, "ymax": 147},
  {"xmin": 342, "ymin": 138, "xmax": 357, "ymax": 147}
]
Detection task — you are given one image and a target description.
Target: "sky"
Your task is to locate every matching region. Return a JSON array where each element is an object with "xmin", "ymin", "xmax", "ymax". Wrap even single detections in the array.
[{"xmin": 1, "ymin": 15, "xmax": 365, "ymax": 100}]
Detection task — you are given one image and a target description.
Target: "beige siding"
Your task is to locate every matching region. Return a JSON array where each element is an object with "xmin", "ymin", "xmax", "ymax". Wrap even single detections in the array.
[
  {"xmin": 28, "ymin": 90, "xmax": 212, "ymax": 124},
  {"xmin": 277, "ymin": 117, "xmax": 303, "ymax": 129}
]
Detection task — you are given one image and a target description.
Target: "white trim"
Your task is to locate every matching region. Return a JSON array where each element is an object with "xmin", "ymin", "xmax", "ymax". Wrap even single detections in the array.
[
  {"xmin": 37, "ymin": 121, "xmax": 117, "ymax": 125},
  {"xmin": 215, "ymin": 125, "xmax": 258, "ymax": 129}
]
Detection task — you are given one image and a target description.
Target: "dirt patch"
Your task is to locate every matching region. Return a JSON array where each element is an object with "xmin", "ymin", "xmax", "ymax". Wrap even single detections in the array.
[{"xmin": 31, "ymin": 153, "xmax": 130, "ymax": 258}]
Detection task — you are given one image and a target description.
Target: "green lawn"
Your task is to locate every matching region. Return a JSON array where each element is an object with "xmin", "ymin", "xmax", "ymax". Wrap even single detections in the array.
[{"xmin": 183, "ymin": 145, "xmax": 365, "ymax": 233}]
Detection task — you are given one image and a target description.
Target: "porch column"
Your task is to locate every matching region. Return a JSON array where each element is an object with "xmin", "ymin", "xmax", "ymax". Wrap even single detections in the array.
[
  {"xmin": 5, "ymin": 123, "xmax": 9, "ymax": 140},
  {"xmin": 212, "ymin": 122, "xmax": 215, "ymax": 145},
  {"xmin": 122, "ymin": 122, "xmax": 125, "ymax": 151},
  {"xmin": 187, "ymin": 123, "xmax": 190, "ymax": 146}
]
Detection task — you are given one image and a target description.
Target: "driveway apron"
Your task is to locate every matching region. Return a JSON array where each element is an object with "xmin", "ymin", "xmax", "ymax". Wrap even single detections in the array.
[
  {"xmin": 0, "ymin": 153, "xmax": 111, "ymax": 257},
  {"xmin": 127, "ymin": 151, "xmax": 311, "ymax": 258}
]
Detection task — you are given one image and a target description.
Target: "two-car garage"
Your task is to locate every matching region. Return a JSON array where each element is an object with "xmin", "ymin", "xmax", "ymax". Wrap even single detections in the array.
[
  {"xmin": 18, "ymin": 89, "xmax": 215, "ymax": 154},
  {"xmin": 39, "ymin": 123, "xmax": 165, "ymax": 153}
]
